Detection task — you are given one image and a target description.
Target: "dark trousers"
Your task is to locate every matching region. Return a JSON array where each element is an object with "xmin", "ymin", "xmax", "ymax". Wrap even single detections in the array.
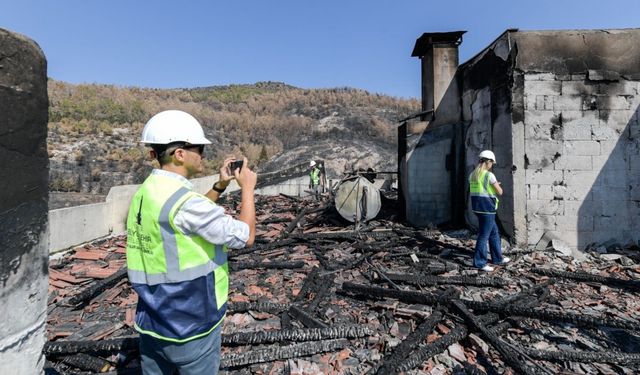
[
  {"xmin": 139, "ymin": 323, "xmax": 222, "ymax": 375},
  {"xmin": 473, "ymin": 213, "xmax": 504, "ymax": 268}
]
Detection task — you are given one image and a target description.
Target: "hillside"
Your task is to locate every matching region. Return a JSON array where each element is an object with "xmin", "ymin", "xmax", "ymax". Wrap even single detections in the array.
[{"xmin": 47, "ymin": 80, "xmax": 420, "ymax": 194}]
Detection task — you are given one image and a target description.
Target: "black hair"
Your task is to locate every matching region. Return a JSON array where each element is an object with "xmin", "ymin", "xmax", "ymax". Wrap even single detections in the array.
[{"xmin": 151, "ymin": 142, "xmax": 188, "ymax": 166}]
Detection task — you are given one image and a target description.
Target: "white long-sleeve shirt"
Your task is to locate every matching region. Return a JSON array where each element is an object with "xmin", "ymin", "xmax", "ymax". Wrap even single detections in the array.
[{"xmin": 152, "ymin": 169, "xmax": 249, "ymax": 249}]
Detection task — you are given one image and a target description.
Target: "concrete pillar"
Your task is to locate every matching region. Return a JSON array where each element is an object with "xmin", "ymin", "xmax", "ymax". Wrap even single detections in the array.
[{"xmin": 0, "ymin": 28, "xmax": 49, "ymax": 374}]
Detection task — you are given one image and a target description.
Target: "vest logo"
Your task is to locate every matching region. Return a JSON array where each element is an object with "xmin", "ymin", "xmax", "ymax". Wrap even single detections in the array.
[{"xmin": 128, "ymin": 227, "xmax": 153, "ymax": 255}]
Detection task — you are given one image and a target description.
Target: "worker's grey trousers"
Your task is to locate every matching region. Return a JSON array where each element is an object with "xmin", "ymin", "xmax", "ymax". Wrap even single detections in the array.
[{"xmin": 139, "ymin": 323, "xmax": 222, "ymax": 375}]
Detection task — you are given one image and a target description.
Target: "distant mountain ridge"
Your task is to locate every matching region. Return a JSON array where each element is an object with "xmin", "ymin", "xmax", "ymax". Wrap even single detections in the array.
[{"xmin": 47, "ymin": 80, "xmax": 420, "ymax": 194}]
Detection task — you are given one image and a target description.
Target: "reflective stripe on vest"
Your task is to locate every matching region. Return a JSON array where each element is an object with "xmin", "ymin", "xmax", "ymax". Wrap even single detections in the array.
[{"xmin": 469, "ymin": 170, "xmax": 499, "ymax": 214}]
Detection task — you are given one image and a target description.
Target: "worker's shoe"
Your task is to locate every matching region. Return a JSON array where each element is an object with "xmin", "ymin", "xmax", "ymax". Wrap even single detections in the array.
[
  {"xmin": 480, "ymin": 265, "xmax": 494, "ymax": 272},
  {"xmin": 498, "ymin": 257, "xmax": 511, "ymax": 265}
]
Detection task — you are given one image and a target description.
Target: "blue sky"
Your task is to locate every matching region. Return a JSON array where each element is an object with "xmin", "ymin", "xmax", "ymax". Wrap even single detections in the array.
[{"xmin": 1, "ymin": 0, "xmax": 639, "ymax": 99}]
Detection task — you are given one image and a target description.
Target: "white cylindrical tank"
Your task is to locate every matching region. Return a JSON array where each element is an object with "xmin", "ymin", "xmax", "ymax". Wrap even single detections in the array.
[{"xmin": 334, "ymin": 176, "xmax": 381, "ymax": 222}]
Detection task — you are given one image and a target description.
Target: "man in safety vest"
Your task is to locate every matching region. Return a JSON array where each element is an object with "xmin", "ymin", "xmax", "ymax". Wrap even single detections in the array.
[
  {"xmin": 469, "ymin": 150, "xmax": 510, "ymax": 272},
  {"xmin": 126, "ymin": 110, "xmax": 256, "ymax": 374},
  {"xmin": 309, "ymin": 160, "xmax": 321, "ymax": 200}
]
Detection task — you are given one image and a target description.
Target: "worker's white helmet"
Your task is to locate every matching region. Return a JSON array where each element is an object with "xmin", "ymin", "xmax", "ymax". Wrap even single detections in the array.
[
  {"xmin": 479, "ymin": 150, "xmax": 496, "ymax": 164},
  {"xmin": 141, "ymin": 110, "xmax": 211, "ymax": 145},
  {"xmin": 309, "ymin": 160, "xmax": 316, "ymax": 167}
]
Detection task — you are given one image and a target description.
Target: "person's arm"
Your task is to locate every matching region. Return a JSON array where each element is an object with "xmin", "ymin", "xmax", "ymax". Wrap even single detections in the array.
[
  {"xmin": 205, "ymin": 157, "xmax": 235, "ymax": 202},
  {"xmin": 173, "ymin": 197, "xmax": 250, "ymax": 250},
  {"xmin": 492, "ymin": 181, "xmax": 503, "ymax": 196},
  {"xmin": 234, "ymin": 157, "xmax": 256, "ymax": 247}
]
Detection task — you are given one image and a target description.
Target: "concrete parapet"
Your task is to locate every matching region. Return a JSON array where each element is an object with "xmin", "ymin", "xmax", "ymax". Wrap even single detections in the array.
[{"xmin": 48, "ymin": 173, "xmax": 315, "ymax": 252}]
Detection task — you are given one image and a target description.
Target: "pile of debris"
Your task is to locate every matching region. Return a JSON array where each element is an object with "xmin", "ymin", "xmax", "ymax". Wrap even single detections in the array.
[{"xmin": 45, "ymin": 193, "xmax": 640, "ymax": 374}]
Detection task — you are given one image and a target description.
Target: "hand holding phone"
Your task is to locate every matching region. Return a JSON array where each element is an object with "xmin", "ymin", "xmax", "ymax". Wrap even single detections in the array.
[{"xmin": 229, "ymin": 159, "xmax": 243, "ymax": 173}]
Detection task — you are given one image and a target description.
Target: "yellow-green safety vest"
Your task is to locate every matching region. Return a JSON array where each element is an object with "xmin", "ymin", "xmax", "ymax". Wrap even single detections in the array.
[
  {"xmin": 126, "ymin": 173, "xmax": 228, "ymax": 342},
  {"xmin": 310, "ymin": 167, "xmax": 320, "ymax": 186},
  {"xmin": 469, "ymin": 169, "xmax": 499, "ymax": 214}
]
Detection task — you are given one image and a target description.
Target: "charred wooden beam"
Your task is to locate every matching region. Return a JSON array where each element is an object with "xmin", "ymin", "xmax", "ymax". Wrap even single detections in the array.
[
  {"xmin": 67, "ymin": 267, "xmax": 128, "ymax": 306},
  {"xmin": 375, "ymin": 310, "xmax": 444, "ymax": 374},
  {"xmin": 343, "ymin": 282, "xmax": 640, "ymax": 330},
  {"xmin": 341, "ymin": 282, "xmax": 444, "ymax": 305},
  {"xmin": 253, "ymin": 236, "xmax": 272, "ymax": 244},
  {"xmin": 465, "ymin": 300, "xmax": 640, "ymax": 331},
  {"xmin": 288, "ymin": 305, "xmax": 328, "ymax": 329},
  {"xmin": 394, "ymin": 254, "xmax": 460, "ymax": 275},
  {"xmin": 261, "ymin": 216, "xmax": 292, "ymax": 225},
  {"xmin": 450, "ymin": 300, "xmax": 539, "ymax": 375},
  {"xmin": 230, "ymin": 238, "xmax": 297, "ymax": 258},
  {"xmin": 294, "ymin": 267, "xmax": 320, "ymax": 303},
  {"xmin": 291, "ymin": 230, "xmax": 396, "ymax": 242},
  {"xmin": 283, "ymin": 207, "xmax": 310, "ymax": 235},
  {"xmin": 374, "ymin": 273, "xmax": 509, "ymax": 288},
  {"xmin": 229, "ymin": 302, "xmax": 290, "ymax": 314},
  {"xmin": 319, "ymin": 255, "xmax": 367, "ymax": 276},
  {"xmin": 280, "ymin": 203, "xmax": 331, "ymax": 236},
  {"xmin": 489, "ymin": 280, "xmax": 554, "ymax": 308},
  {"xmin": 394, "ymin": 324, "xmax": 469, "ymax": 373},
  {"xmin": 393, "ymin": 228, "xmax": 473, "ymax": 254},
  {"xmin": 282, "ymin": 267, "xmax": 320, "ymax": 329},
  {"xmin": 269, "ymin": 206, "xmax": 298, "ymax": 214},
  {"xmin": 60, "ymin": 353, "xmax": 111, "ymax": 373},
  {"xmin": 352, "ymin": 240, "xmax": 395, "ymax": 254},
  {"xmin": 307, "ymin": 275, "xmax": 333, "ymax": 312},
  {"xmin": 522, "ymin": 346, "xmax": 640, "ymax": 365},
  {"xmin": 229, "ymin": 260, "xmax": 305, "ymax": 271},
  {"xmin": 222, "ymin": 325, "xmax": 372, "ymax": 346},
  {"xmin": 44, "ymin": 337, "xmax": 138, "ymax": 356},
  {"xmin": 312, "ymin": 248, "xmax": 333, "ymax": 270},
  {"xmin": 366, "ymin": 260, "xmax": 401, "ymax": 290},
  {"xmin": 532, "ymin": 267, "xmax": 640, "ymax": 290},
  {"xmin": 389, "ymin": 312, "xmax": 501, "ymax": 374},
  {"xmin": 489, "ymin": 286, "xmax": 555, "ymax": 335},
  {"xmin": 220, "ymin": 339, "xmax": 348, "ymax": 368},
  {"xmin": 278, "ymin": 193, "xmax": 302, "ymax": 202}
]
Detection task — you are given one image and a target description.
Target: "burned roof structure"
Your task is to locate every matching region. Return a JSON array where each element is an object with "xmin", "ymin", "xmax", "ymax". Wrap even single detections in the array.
[
  {"xmin": 44, "ymin": 192, "xmax": 640, "ymax": 374},
  {"xmin": 400, "ymin": 28, "xmax": 640, "ymax": 251}
]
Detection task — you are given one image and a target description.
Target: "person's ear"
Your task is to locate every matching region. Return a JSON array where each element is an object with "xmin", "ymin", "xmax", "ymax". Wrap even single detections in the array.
[
  {"xmin": 149, "ymin": 150, "xmax": 157, "ymax": 160},
  {"xmin": 173, "ymin": 148, "xmax": 186, "ymax": 163}
]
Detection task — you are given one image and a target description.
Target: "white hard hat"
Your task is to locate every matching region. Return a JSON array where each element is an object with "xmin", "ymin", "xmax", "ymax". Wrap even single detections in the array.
[
  {"xmin": 479, "ymin": 150, "xmax": 496, "ymax": 163},
  {"xmin": 309, "ymin": 160, "xmax": 316, "ymax": 167},
  {"xmin": 141, "ymin": 110, "xmax": 211, "ymax": 145}
]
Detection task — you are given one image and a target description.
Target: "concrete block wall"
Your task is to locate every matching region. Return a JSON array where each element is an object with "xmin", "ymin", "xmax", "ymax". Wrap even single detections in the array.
[
  {"xmin": 522, "ymin": 72, "xmax": 640, "ymax": 248},
  {"xmin": 406, "ymin": 124, "xmax": 454, "ymax": 226}
]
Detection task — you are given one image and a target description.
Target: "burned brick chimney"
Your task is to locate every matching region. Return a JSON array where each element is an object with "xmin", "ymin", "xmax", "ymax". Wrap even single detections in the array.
[
  {"xmin": 398, "ymin": 31, "xmax": 466, "ymax": 227},
  {"xmin": 411, "ymin": 31, "xmax": 465, "ymax": 125}
]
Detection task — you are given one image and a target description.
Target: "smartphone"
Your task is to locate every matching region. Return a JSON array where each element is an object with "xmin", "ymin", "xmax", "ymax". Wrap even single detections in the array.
[{"xmin": 229, "ymin": 159, "xmax": 243, "ymax": 172}]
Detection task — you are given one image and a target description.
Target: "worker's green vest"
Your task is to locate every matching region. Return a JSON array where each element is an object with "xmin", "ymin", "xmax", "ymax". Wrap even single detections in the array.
[
  {"xmin": 126, "ymin": 173, "xmax": 228, "ymax": 342},
  {"xmin": 469, "ymin": 169, "xmax": 499, "ymax": 214},
  {"xmin": 310, "ymin": 168, "xmax": 320, "ymax": 186}
]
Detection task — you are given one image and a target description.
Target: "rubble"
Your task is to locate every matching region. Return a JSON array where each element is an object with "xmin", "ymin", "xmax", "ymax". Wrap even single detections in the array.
[{"xmin": 44, "ymin": 193, "xmax": 640, "ymax": 374}]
